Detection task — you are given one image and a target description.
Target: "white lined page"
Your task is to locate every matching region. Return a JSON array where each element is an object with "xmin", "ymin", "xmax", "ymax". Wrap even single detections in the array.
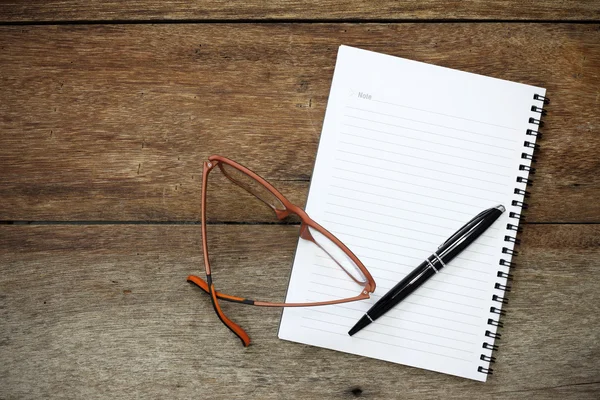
[{"xmin": 279, "ymin": 45, "xmax": 545, "ymax": 382}]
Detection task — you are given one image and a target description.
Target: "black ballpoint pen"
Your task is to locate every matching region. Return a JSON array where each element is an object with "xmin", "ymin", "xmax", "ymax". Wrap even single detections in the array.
[{"xmin": 348, "ymin": 204, "xmax": 506, "ymax": 336}]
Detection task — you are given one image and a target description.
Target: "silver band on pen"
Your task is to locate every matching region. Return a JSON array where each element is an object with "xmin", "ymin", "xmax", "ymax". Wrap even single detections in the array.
[
  {"xmin": 426, "ymin": 259, "xmax": 439, "ymax": 273},
  {"xmin": 365, "ymin": 313, "xmax": 374, "ymax": 322},
  {"xmin": 433, "ymin": 252, "xmax": 446, "ymax": 268}
]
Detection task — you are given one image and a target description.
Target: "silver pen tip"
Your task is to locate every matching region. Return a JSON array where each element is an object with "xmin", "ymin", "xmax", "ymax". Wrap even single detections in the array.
[{"xmin": 495, "ymin": 204, "xmax": 506, "ymax": 213}]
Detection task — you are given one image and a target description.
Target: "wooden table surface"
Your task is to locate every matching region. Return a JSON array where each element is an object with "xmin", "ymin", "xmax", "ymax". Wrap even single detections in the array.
[{"xmin": 1, "ymin": 2, "xmax": 600, "ymax": 399}]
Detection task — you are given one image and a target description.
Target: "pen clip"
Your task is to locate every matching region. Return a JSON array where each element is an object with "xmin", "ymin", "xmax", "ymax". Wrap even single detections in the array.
[{"xmin": 438, "ymin": 208, "xmax": 490, "ymax": 249}]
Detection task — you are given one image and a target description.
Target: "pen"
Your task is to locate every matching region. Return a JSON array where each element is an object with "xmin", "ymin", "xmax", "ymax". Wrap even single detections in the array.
[{"xmin": 348, "ymin": 204, "xmax": 506, "ymax": 336}]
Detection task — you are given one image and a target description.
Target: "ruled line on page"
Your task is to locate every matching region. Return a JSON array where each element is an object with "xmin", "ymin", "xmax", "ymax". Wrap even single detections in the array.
[
  {"xmin": 311, "ymin": 270, "xmax": 486, "ymax": 299},
  {"xmin": 323, "ymin": 218, "xmax": 449, "ymax": 244},
  {"xmin": 356, "ymin": 262, "xmax": 490, "ymax": 286},
  {"xmin": 302, "ymin": 316, "xmax": 349, "ymax": 328},
  {"xmin": 322, "ymin": 218, "xmax": 497, "ymax": 249},
  {"xmin": 343, "ymin": 109, "xmax": 518, "ymax": 145},
  {"xmin": 336, "ymin": 152, "xmax": 511, "ymax": 187},
  {"xmin": 327, "ymin": 195, "xmax": 504, "ymax": 232},
  {"xmin": 331, "ymin": 177, "xmax": 483, "ymax": 209},
  {"xmin": 375, "ymin": 310, "xmax": 479, "ymax": 333},
  {"xmin": 299, "ymin": 325, "xmax": 473, "ymax": 362},
  {"xmin": 324, "ymin": 196, "xmax": 501, "ymax": 238},
  {"xmin": 331, "ymin": 175, "xmax": 495, "ymax": 209},
  {"xmin": 430, "ymin": 272, "xmax": 489, "ymax": 285},
  {"xmin": 362, "ymin": 327, "xmax": 473, "ymax": 352},
  {"xmin": 325, "ymin": 191, "xmax": 502, "ymax": 233},
  {"xmin": 302, "ymin": 319, "xmax": 475, "ymax": 356},
  {"xmin": 316, "ymin": 253, "xmax": 419, "ymax": 274},
  {"xmin": 334, "ymin": 242, "xmax": 492, "ymax": 274},
  {"xmin": 327, "ymin": 192, "xmax": 473, "ymax": 221},
  {"xmin": 310, "ymin": 298, "xmax": 481, "ymax": 328},
  {"xmin": 305, "ymin": 302, "xmax": 479, "ymax": 335},
  {"xmin": 329, "ymin": 227, "xmax": 444, "ymax": 251},
  {"xmin": 371, "ymin": 297, "xmax": 484, "ymax": 319},
  {"xmin": 313, "ymin": 261, "xmax": 489, "ymax": 293},
  {"xmin": 309, "ymin": 281, "xmax": 362, "ymax": 293},
  {"xmin": 311, "ymin": 270, "xmax": 481, "ymax": 300},
  {"xmin": 314, "ymin": 255, "xmax": 490, "ymax": 286},
  {"xmin": 328, "ymin": 227, "xmax": 498, "ymax": 258},
  {"xmin": 315, "ymin": 260, "xmax": 414, "ymax": 279},
  {"xmin": 324, "ymin": 199, "xmax": 498, "ymax": 236},
  {"xmin": 305, "ymin": 306, "xmax": 478, "ymax": 336},
  {"xmin": 332, "ymin": 168, "xmax": 504, "ymax": 203},
  {"xmin": 308, "ymin": 287, "xmax": 484, "ymax": 319},
  {"xmin": 328, "ymin": 229, "xmax": 497, "ymax": 260},
  {"xmin": 323, "ymin": 215, "xmax": 449, "ymax": 239},
  {"xmin": 333, "ymin": 162, "xmax": 508, "ymax": 196},
  {"xmin": 341, "ymin": 130, "xmax": 513, "ymax": 165},
  {"xmin": 303, "ymin": 313, "xmax": 475, "ymax": 346},
  {"xmin": 339, "ymin": 141, "xmax": 512, "ymax": 178},
  {"xmin": 356, "ymin": 277, "xmax": 487, "ymax": 300},
  {"xmin": 326, "ymin": 202, "xmax": 464, "ymax": 228},
  {"xmin": 309, "ymin": 276, "xmax": 485, "ymax": 309},
  {"xmin": 334, "ymin": 158, "xmax": 509, "ymax": 195},
  {"xmin": 384, "ymin": 291, "xmax": 483, "ymax": 309},
  {"xmin": 371, "ymin": 98, "xmax": 518, "ymax": 131}
]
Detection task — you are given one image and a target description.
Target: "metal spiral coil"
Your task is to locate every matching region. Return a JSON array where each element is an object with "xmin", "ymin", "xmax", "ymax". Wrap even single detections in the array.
[{"xmin": 479, "ymin": 93, "xmax": 548, "ymax": 376}]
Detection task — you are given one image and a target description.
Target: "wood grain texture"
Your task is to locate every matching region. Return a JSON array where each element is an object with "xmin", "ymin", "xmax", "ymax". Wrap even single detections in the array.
[
  {"xmin": 1, "ymin": 24, "xmax": 599, "ymax": 223},
  {"xmin": 0, "ymin": 0, "xmax": 599, "ymax": 22},
  {"xmin": 0, "ymin": 224, "xmax": 599, "ymax": 399}
]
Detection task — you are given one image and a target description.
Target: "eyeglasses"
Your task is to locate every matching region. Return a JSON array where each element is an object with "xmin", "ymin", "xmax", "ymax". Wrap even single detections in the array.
[{"xmin": 187, "ymin": 155, "xmax": 376, "ymax": 346}]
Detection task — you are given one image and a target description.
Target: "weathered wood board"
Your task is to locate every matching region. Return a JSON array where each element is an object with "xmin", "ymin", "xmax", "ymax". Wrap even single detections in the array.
[
  {"xmin": 1, "ymin": 224, "xmax": 599, "ymax": 399},
  {"xmin": 1, "ymin": 24, "xmax": 599, "ymax": 223}
]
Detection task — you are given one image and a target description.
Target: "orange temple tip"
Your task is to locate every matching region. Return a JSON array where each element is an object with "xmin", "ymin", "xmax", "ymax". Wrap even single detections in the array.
[{"xmin": 187, "ymin": 275, "xmax": 210, "ymax": 293}]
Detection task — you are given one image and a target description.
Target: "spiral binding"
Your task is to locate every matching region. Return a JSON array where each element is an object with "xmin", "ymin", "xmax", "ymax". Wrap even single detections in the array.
[{"xmin": 477, "ymin": 93, "xmax": 548, "ymax": 376}]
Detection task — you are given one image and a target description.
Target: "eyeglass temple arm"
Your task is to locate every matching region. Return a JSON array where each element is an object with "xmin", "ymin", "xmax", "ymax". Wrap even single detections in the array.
[
  {"xmin": 188, "ymin": 275, "xmax": 256, "ymax": 304},
  {"xmin": 188, "ymin": 274, "xmax": 370, "ymax": 308},
  {"xmin": 207, "ymin": 279, "xmax": 251, "ymax": 347}
]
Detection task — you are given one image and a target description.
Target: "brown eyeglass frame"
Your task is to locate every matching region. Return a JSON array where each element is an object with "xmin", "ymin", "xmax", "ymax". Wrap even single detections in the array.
[{"xmin": 187, "ymin": 155, "xmax": 376, "ymax": 347}]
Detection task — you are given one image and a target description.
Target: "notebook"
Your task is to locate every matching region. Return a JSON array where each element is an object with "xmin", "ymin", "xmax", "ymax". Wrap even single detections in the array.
[{"xmin": 278, "ymin": 45, "xmax": 546, "ymax": 381}]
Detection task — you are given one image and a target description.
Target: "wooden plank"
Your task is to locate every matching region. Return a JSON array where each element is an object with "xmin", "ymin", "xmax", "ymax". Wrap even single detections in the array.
[
  {"xmin": 1, "ymin": 224, "xmax": 599, "ymax": 399},
  {"xmin": 0, "ymin": 1, "xmax": 599, "ymax": 22},
  {"xmin": 1, "ymin": 24, "xmax": 599, "ymax": 223}
]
